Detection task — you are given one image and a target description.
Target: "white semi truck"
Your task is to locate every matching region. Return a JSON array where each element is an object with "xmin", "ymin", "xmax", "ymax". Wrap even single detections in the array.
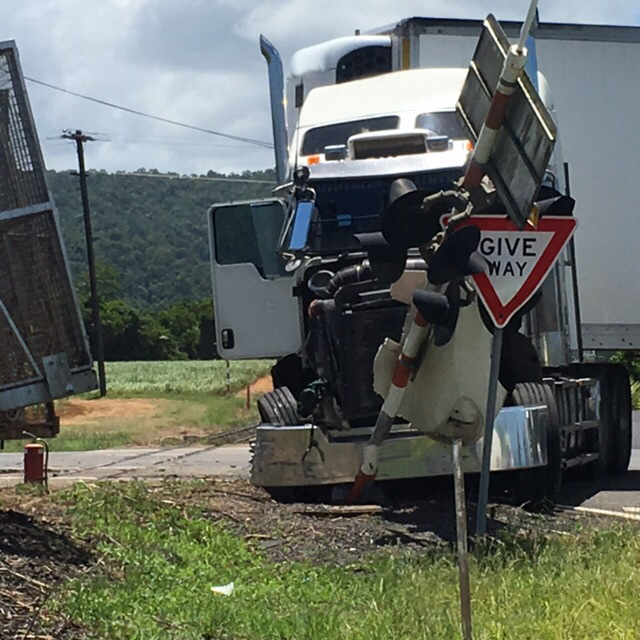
[{"xmin": 208, "ymin": 14, "xmax": 633, "ymax": 502}]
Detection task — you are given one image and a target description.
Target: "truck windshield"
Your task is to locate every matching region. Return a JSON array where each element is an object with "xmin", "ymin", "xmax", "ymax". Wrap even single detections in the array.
[
  {"xmin": 301, "ymin": 116, "xmax": 399, "ymax": 156},
  {"xmin": 307, "ymin": 170, "xmax": 462, "ymax": 253},
  {"xmin": 415, "ymin": 111, "xmax": 468, "ymax": 140}
]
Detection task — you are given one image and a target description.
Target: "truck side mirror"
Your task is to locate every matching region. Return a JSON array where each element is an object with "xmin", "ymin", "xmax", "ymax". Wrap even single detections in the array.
[{"xmin": 288, "ymin": 200, "xmax": 315, "ymax": 252}]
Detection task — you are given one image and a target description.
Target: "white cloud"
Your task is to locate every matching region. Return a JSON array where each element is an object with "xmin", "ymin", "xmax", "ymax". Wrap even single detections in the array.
[{"xmin": 4, "ymin": 0, "xmax": 640, "ymax": 174}]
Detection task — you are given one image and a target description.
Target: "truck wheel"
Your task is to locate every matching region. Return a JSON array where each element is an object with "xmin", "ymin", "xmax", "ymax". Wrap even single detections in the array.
[
  {"xmin": 608, "ymin": 366, "xmax": 632, "ymax": 475},
  {"xmin": 257, "ymin": 387, "xmax": 299, "ymax": 426},
  {"xmin": 588, "ymin": 372, "xmax": 613, "ymax": 479},
  {"xmin": 511, "ymin": 382, "xmax": 562, "ymax": 507}
]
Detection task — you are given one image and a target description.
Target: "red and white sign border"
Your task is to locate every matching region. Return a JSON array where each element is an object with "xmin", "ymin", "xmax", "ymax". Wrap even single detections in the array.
[{"xmin": 441, "ymin": 215, "xmax": 578, "ymax": 328}]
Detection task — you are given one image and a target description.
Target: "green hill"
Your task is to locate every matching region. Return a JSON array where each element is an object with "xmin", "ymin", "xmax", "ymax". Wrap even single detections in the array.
[{"xmin": 49, "ymin": 168, "xmax": 275, "ymax": 309}]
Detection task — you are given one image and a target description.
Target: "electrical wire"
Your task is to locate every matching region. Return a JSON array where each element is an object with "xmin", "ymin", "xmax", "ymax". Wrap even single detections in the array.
[
  {"xmin": 99, "ymin": 136, "xmax": 248, "ymax": 149},
  {"xmin": 25, "ymin": 76, "xmax": 274, "ymax": 150}
]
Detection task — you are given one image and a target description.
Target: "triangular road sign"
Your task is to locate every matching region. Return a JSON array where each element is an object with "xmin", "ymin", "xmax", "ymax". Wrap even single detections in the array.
[{"xmin": 444, "ymin": 215, "xmax": 577, "ymax": 328}]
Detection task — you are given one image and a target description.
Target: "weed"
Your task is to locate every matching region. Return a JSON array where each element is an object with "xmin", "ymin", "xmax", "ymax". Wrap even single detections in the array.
[{"xmin": 52, "ymin": 482, "xmax": 640, "ymax": 640}]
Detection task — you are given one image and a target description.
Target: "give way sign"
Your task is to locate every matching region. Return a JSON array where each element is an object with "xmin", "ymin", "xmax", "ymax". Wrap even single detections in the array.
[{"xmin": 455, "ymin": 215, "xmax": 577, "ymax": 328}]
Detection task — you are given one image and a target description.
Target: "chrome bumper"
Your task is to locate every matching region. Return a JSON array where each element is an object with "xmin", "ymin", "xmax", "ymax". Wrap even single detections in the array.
[{"xmin": 251, "ymin": 405, "xmax": 548, "ymax": 487}]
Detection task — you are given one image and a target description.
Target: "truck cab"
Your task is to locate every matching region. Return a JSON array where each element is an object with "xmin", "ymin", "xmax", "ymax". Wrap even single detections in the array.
[{"xmin": 211, "ymin": 66, "xmax": 473, "ymax": 423}]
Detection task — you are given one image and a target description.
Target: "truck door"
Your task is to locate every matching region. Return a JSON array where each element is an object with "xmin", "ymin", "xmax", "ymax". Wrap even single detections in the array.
[{"xmin": 208, "ymin": 199, "xmax": 302, "ymax": 359}]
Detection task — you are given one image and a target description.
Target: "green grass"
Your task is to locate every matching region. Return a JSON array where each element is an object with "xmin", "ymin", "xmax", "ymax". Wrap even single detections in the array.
[
  {"xmin": 2, "ymin": 360, "xmax": 271, "ymax": 452},
  {"xmin": 2, "ymin": 393, "xmax": 257, "ymax": 453},
  {"xmin": 631, "ymin": 380, "xmax": 640, "ymax": 410},
  {"xmin": 54, "ymin": 481, "xmax": 640, "ymax": 640},
  {"xmin": 103, "ymin": 360, "xmax": 274, "ymax": 395},
  {"xmin": 2, "ymin": 430, "xmax": 134, "ymax": 453}
]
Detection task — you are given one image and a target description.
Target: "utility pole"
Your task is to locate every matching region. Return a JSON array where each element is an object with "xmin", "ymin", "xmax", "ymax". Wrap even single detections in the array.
[{"xmin": 62, "ymin": 129, "xmax": 107, "ymax": 397}]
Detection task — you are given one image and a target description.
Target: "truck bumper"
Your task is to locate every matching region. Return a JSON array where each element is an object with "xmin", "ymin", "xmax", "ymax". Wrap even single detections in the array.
[{"xmin": 251, "ymin": 405, "xmax": 548, "ymax": 487}]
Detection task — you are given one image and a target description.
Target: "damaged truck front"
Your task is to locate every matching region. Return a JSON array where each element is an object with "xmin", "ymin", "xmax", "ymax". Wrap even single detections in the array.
[{"xmin": 208, "ymin": 16, "xmax": 631, "ymax": 502}]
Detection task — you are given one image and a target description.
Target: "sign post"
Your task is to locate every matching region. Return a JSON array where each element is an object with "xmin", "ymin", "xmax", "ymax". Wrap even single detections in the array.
[
  {"xmin": 476, "ymin": 328, "xmax": 504, "ymax": 536},
  {"xmin": 469, "ymin": 215, "xmax": 577, "ymax": 535},
  {"xmin": 452, "ymin": 438, "xmax": 473, "ymax": 640}
]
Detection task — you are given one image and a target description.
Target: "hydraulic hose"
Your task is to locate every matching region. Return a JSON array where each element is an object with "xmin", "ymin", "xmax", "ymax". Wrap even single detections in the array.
[{"xmin": 325, "ymin": 264, "xmax": 373, "ymax": 297}]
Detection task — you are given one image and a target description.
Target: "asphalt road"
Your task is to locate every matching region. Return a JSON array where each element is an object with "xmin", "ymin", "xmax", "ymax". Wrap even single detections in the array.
[
  {"xmin": 555, "ymin": 411, "xmax": 640, "ymax": 515},
  {"xmin": 1, "ymin": 414, "xmax": 640, "ymax": 516},
  {"xmin": 0, "ymin": 444, "xmax": 251, "ymax": 486}
]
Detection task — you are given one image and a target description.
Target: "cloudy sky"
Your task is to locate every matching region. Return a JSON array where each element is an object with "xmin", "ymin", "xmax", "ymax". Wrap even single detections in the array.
[{"xmin": 5, "ymin": 0, "xmax": 640, "ymax": 175}]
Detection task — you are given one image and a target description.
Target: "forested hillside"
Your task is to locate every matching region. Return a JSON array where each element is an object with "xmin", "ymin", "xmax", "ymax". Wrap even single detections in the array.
[
  {"xmin": 49, "ymin": 168, "xmax": 275, "ymax": 309},
  {"xmin": 47, "ymin": 168, "xmax": 275, "ymax": 360}
]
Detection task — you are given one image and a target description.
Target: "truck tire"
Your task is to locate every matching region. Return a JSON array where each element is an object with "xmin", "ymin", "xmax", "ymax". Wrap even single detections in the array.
[
  {"xmin": 587, "ymin": 371, "xmax": 613, "ymax": 479},
  {"xmin": 608, "ymin": 366, "xmax": 632, "ymax": 475},
  {"xmin": 257, "ymin": 387, "xmax": 299, "ymax": 426},
  {"xmin": 511, "ymin": 382, "xmax": 562, "ymax": 507}
]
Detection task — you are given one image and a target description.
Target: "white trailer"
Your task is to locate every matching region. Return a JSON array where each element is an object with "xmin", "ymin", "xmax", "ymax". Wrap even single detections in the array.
[{"xmin": 370, "ymin": 17, "xmax": 640, "ymax": 353}]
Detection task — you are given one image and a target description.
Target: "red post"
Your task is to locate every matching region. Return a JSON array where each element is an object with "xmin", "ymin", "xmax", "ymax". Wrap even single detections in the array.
[{"xmin": 24, "ymin": 443, "xmax": 45, "ymax": 484}]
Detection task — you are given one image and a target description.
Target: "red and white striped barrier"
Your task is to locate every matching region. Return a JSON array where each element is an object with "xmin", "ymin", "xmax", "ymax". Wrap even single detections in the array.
[{"xmin": 347, "ymin": 309, "xmax": 430, "ymax": 501}]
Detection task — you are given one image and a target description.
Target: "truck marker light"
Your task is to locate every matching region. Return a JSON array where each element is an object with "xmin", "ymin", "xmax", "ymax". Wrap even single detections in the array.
[{"xmin": 307, "ymin": 155, "xmax": 320, "ymax": 165}]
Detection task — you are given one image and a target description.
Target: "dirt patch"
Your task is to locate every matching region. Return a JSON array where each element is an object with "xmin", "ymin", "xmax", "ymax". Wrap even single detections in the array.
[
  {"xmin": 235, "ymin": 375, "xmax": 273, "ymax": 398},
  {"xmin": 58, "ymin": 398, "xmax": 168, "ymax": 425},
  {"xmin": 53, "ymin": 397, "xmax": 217, "ymax": 446},
  {"xmin": 154, "ymin": 478, "xmax": 610, "ymax": 566},
  {"xmin": 0, "ymin": 508, "xmax": 90, "ymax": 639}
]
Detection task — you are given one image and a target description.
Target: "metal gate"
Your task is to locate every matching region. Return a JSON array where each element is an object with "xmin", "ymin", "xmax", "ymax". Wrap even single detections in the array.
[{"xmin": 0, "ymin": 40, "xmax": 97, "ymax": 412}]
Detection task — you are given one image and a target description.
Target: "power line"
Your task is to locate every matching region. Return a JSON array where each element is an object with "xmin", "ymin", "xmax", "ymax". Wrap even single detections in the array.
[
  {"xmin": 24, "ymin": 76, "xmax": 274, "ymax": 150},
  {"xmin": 42, "ymin": 131, "xmax": 248, "ymax": 148},
  {"xmin": 42, "ymin": 137, "xmax": 248, "ymax": 150},
  {"xmin": 114, "ymin": 138, "xmax": 247, "ymax": 149}
]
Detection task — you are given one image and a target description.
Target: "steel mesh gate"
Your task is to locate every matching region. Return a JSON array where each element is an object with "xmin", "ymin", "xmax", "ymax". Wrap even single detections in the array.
[{"xmin": 0, "ymin": 40, "xmax": 96, "ymax": 412}]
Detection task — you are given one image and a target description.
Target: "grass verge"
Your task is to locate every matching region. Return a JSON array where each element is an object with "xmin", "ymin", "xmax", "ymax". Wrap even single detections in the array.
[
  {"xmin": 2, "ymin": 360, "xmax": 271, "ymax": 452},
  {"xmin": 52, "ymin": 481, "xmax": 640, "ymax": 640},
  {"xmin": 2, "ymin": 394, "xmax": 256, "ymax": 453},
  {"xmin": 631, "ymin": 380, "xmax": 640, "ymax": 410}
]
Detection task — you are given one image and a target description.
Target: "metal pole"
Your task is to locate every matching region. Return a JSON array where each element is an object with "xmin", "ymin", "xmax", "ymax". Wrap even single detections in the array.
[
  {"xmin": 70, "ymin": 130, "xmax": 106, "ymax": 397},
  {"xmin": 452, "ymin": 439, "xmax": 473, "ymax": 640},
  {"xmin": 564, "ymin": 162, "xmax": 583, "ymax": 361},
  {"xmin": 517, "ymin": 0, "xmax": 539, "ymax": 52},
  {"xmin": 476, "ymin": 327, "xmax": 503, "ymax": 536}
]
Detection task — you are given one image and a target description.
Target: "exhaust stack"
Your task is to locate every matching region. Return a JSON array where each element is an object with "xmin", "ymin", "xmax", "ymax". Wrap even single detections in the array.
[{"xmin": 260, "ymin": 35, "xmax": 289, "ymax": 186}]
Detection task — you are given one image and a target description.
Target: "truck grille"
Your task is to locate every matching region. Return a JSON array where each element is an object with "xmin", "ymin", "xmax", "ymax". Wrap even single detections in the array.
[{"xmin": 337, "ymin": 302, "xmax": 406, "ymax": 423}]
